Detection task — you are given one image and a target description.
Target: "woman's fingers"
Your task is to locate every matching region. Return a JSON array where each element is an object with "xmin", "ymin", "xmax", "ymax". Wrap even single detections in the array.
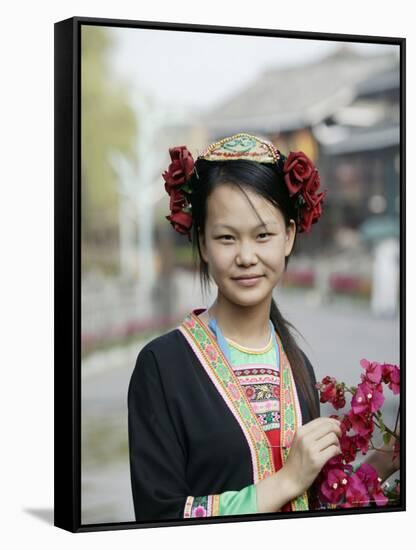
[
  {"xmin": 302, "ymin": 417, "xmax": 342, "ymax": 442},
  {"xmin": 314, "ymin": 432, "xmax": 341, "ymax": 454}
]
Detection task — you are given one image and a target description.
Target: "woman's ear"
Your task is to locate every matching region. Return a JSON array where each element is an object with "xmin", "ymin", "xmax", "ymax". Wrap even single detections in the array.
[{"xmin": 285, "ymin": 219, "xmax": 297, "ymax": 257}]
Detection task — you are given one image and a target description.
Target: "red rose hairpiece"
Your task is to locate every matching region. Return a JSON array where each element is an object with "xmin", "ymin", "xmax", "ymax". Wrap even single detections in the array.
[
  {"xmin": 282, "ymin": 151, "xmax": 327, "ymax": 233},
  {"xmin": 162, "ymin": 133, "xmax": 327, "ymax": 239}
]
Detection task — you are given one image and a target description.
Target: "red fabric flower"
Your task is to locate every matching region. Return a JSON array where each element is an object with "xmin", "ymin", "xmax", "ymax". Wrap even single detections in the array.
[
  {"xmin": 282, "ymin": 151, "xmax": 327, "ymax": 233},
  {"xmin": 169, "ymin": 187, "xmax": 188, "ymax": 214},
  {"xmin": 162, "ymin": 145, "xmax": 195, "ymax": 239},
  {"xmin": 162, "ymin": 145, "xmax": 195, "ymax": 195},
  {"xmin": 283, "ymin": 151, "xmax": 315, "ymax": 196},
  {"xmin": 165, "ymin": 210, "xmax": 193, "ymax": 237},
  {"xmin": 298, "ymin": 189, "xmax": 327, "ymax": 232}
]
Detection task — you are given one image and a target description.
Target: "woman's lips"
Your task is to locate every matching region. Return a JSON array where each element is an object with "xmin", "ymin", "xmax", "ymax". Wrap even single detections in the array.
[{"xmin": 232, "ymin": 275, "xmax": 264, "ymax": 287}]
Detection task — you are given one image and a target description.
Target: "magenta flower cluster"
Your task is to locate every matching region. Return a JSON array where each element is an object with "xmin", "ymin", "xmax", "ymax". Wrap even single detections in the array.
[{"xmin": 310, "ymin": 359, "xmax": 400, "ymax": 509}]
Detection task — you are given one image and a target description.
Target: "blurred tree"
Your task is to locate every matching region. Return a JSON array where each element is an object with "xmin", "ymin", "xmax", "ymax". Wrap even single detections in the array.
[{"xmin": 81, "ymin": 26, "xmax": 137, "ymax": 273}]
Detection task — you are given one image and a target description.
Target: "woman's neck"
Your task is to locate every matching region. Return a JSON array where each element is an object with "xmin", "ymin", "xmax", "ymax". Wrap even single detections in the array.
[{"xmin": 207, "ymin": 293, "xmax": 273, "ymax": 348}]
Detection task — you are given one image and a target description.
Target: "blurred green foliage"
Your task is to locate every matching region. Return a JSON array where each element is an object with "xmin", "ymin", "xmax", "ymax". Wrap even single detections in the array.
[{"xmin": 81, "ymin": 26, "xmax": 137, "ymax": 273}]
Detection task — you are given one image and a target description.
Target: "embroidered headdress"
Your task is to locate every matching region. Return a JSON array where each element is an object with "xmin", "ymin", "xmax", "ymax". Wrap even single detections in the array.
[{"xmin": 162, "ymin": 132, "xmax": 327, "ymax": 240}]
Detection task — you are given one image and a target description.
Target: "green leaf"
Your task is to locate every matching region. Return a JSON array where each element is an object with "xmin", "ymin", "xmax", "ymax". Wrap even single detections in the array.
[
  {"xmin": 383, "ymin": 432, "xmax": 392, "ymax": 445},
  {"xmin": 181, "ymin": 182, "xmax": 193, "ymax": 194}
]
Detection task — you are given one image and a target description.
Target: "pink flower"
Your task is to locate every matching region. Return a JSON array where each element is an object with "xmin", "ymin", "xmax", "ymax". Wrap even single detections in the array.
[
  {"xmin": 320, "ymin": 468, "xmax": 350, "ymax": 504},
  {"xmin": 318, "ymin": 376, "xmax": 337, "ymax": 403},
  {"xmin": 251, "ymin": 425, "xmax": 263, "ymax": 442},
  {"xmin": 339, "ymin": 434, "xmax": 358, "ymax": 463},
  {"xmin": 351, "ymin": 381, "xmax": 384, "ymax": 415},
  {"xmin": 347, "ymin": 411, "xmax": 374, "ymax": 438},
  {"xmin": 206, "ymin": 344, "xmax": 217, "ymax": 361},
  {"xmin": 318, "ymin": 377, "xmax": 346, "ymax": 409},
  {"xmin": 389, "ymin": 366, "xmax": 400, "ymax": 395},
  {"xmin": 193, "ymin": 506, "xmax": 207, "ymax": 517},
  {"xmin": 342, "ymin": 473, "xmax": 370, "ymax": 508},
  {"xmin": 310, "ymin": 357, "xmax": 400, "ymax": 511},
  {"xmin": 185, "ymin": 318, "xmax": 195, "ymax": 328},
  {"xmin": 350, "ymin": 433, "xmax": 372, "ymax": 455},
  {"xmin": 355, "ymin": 463, "xmax": 388, "ymax": 507},
  {"xmin": 229, "ymin": 383, "xmax": 241, "ymax": 400},
  {"xmin": 381, "ymin": 363, "xmax": 400, "ymax": 394},
  {"xmin": 360, "ymin": 359, "xmax": 383, "ymax": 385},
  {"xmin": 245, "ymin": 386, "xmax": 255, "ymax": 399}
]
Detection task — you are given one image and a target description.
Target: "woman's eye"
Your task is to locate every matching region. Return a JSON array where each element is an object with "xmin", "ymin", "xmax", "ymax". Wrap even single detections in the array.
[{"xmin": 217, "ymin": 233, "xmax": 272, "ymax": 241}]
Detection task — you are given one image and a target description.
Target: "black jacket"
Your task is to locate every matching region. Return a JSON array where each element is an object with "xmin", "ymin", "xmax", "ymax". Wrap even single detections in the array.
[{"xmin": 128, "ymin": 325, "xmax": 320, "ymax": 522}]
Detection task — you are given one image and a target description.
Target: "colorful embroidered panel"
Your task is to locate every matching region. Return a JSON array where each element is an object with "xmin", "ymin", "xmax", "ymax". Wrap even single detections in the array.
[
  {"xmin": 179, "ymin": 310, "xmax": 309, "ymax": 515},
  {"xmin": 183, "ymin": 484, "xmax": 257, "ymax": 518},
  {"xmin": 226, "ymin": 335, "xmax": 281, "ymax": 432}
]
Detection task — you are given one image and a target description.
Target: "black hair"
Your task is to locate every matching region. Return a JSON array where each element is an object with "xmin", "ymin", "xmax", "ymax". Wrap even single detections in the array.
[{"xmin": 188, "ymin": 157, "xmax": 320, "ymax": 421}]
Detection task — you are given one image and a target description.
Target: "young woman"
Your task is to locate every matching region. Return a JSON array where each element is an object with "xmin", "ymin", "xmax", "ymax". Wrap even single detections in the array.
[{"xmin": 127, "ymin": 133, "xmax": 342, "ymax": 522}]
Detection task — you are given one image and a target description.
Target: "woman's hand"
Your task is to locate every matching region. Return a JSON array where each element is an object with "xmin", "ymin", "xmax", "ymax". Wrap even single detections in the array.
[
  {"xmin": 361, "ymin": 422, "xmax": 400, "ymax": 483},
  {"xmin": 381, "ymin": 422, "xmax": 400, "ymax": 476},
  {"xmin": 282, "ymin": 417, "xmax": 342, "ymax": 497},
  {"xmin": 392, "ymin": 423, "xmax": 400, "ymax": 472}
]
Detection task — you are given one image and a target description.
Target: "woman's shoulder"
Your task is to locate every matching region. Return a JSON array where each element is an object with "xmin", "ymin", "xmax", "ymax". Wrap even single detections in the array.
[
  {"xmin": 129, "ymin": 329, "xmax": 182, "ymax": 389},
  {"xmin": 132, "ymin": 327, "xmax": 192, "ymax": 377},
  {"xmin": 135, "ymin": 328, "xmax": 183, "ymax": 363},
  {"xmin": 129, "ymin": 326, "xmax": 199, "ymax": 402}
]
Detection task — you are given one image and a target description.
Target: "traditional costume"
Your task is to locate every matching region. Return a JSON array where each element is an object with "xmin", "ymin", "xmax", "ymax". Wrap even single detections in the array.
[
  {"xmin": 128, "ymin": 308, "xmax": 321, "ymax": 521},
  {"xmin": 128, "ymin": 133, "xmax": 327, "ymax": 521}
]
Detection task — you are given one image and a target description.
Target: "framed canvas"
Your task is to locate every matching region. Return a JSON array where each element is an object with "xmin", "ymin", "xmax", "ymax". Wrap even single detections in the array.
[{"xmin": 54, "ymin": 15, "xmax": 405, "ymax": 533}]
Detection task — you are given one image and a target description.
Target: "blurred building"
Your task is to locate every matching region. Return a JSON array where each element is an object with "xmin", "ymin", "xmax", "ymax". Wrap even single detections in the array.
[{"xmin": 199, "ymin": 46, "xmax": 400, "ymax": 255}]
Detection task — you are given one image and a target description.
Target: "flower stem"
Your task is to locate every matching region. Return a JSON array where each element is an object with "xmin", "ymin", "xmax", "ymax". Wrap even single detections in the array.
[{"xmin": 372, "ymin": 418, "xmax": 400, "ymax": 440}]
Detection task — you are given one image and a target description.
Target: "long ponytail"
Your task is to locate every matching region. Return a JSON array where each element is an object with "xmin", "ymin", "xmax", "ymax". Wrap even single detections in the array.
[{"xmin": 270, "ymin": 297, "xmax": 320, "ymax": 421}]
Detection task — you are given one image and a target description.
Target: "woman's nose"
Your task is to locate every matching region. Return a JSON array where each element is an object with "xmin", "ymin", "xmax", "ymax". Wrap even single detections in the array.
[{"xmin": 236, "ymin": 241, "xmax": 258, "ymax": 265}]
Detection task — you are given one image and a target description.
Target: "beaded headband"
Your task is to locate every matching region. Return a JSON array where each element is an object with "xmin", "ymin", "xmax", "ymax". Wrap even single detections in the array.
[
  {"xmin": 162, "ymin": 132, "xmax": 327, "ymax": 241},
  {"xmin": 198, "ymin": 133, "xmax": 280, "ymax": 164}
]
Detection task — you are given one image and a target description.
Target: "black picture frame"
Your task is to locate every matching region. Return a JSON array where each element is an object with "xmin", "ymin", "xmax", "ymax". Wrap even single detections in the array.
[{"xmin": 54, "ymin": 15, "xmax": 405, "ymax": 533}]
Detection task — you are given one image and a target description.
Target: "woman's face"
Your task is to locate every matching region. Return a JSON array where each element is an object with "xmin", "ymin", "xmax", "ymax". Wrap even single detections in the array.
[{"xmin": 199, "ymin": 183, "xmax": 296, "ymax": 307}]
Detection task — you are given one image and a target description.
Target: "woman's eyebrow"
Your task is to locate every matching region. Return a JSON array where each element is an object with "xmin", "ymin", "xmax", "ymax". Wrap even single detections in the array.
[{"xmin": 213, "ymin": 221, "xmax": 278, "ymax": 230}]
